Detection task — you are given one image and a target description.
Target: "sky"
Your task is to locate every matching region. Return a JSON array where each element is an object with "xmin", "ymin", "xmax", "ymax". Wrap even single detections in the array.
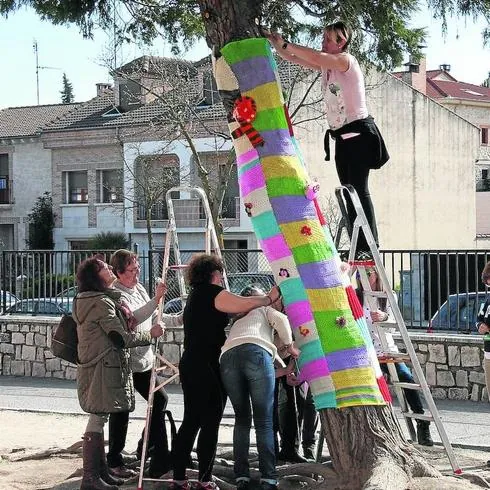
[{"xmin": 0, "ymin": 6, "xmax": 489, "ymax": 110}]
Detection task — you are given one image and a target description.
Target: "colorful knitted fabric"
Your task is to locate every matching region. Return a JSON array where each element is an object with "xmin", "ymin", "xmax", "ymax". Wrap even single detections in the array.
[{"xmin": 215, "ymin": 38, "xmax": 389, "ymax": 409}]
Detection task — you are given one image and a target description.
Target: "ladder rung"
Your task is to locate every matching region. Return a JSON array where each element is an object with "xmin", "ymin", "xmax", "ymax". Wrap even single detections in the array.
[
  {"xmin": 402, "ymin": 412, "xmax": 435, "ymax": 422},
  {"xmin": 363, "ymin": 290, "xmax": 388, "ymax": 298},
  {"xmin": 393, "ymin": 381, "xmax": 422, "ymax": 390},
  {"xmin": 348, "ymin": 259, "xmax": 376, "ymax": 267},
  {"xmin": 377, "ymin": 353, "xmax": 411, "ymax": 363},
  {"xmin": 168, "ymin": 264, "xmax": 189, "ymax": 270}
]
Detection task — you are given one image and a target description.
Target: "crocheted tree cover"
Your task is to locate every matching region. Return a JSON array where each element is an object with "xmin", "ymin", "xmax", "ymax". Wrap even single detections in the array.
[{"xmin": 215, "ymin": 37, "xmax": 390, "ymax": 409}]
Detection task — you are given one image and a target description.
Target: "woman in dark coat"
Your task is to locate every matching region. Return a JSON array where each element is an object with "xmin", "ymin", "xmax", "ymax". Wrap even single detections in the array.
[
  {"xmin": 73, "ymin": 256, "xmax": 165, "ymax": 490},
  {"xmin": 171, "ymin": 253, "xmax": 281, "ymax": 490}
]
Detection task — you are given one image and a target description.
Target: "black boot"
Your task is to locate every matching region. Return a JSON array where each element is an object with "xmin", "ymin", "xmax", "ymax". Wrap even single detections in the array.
[
  {"xmin": 97, "ymin": 431, "xmax": 125, "ymax": 486},
  {"xmin": 416, "ymin": 420, "xmax": 433, "ymax": 446},
  {"xmin": 277, "ymin": 449, "xmax": 308, "ymax": 463},
  {"xmin": 81, "ymin": 432, "xmax": 119, "ymax": 490}
]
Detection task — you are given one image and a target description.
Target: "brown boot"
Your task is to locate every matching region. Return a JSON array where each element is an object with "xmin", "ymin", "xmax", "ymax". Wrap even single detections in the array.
[
  {"xmin": 81, "ymin": 432, "xmax": 119, "ymax": 490},
  {"xmin": 97, "ymin": 431, "xmax": 125, "ymax": 486}
]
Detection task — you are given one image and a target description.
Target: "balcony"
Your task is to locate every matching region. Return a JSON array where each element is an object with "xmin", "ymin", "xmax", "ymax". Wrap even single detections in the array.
[{"xmin": 136, "ymin": 197, "xmax": 240, "ymax": 227}]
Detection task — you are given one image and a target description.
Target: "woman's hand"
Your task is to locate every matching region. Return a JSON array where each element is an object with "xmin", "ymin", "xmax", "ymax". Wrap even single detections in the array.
[
  {"xmin": 370, "ymin": 309, "xmax": 388, "ymax": 322},
  {"xmin": 268, "ymin": 285, "xmax": 281, "ymax": 304},
  {"xmin": 150, "ymin": 322, "xmax": 164, "ymax": 338},
  {"xmin": 265, "ymin": 30, "xmax": 284, "ymax": 49},
  {"xmin": 154, "ymin": 280, "xmax": 167, "ymax": 303},
  {"xmin": 287, "ymin": 343, "xmax": 301, "ymax": 359}
]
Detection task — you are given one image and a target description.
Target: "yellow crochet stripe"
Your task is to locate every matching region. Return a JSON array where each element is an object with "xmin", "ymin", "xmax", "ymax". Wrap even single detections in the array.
[
  {"xmin": 307, "ymin": 287, "xmax": 349, "ymax": 311},
  {"xmin": 280, "ymin": 220, "xmax": 324, "ymax": 248},
  {"xmin": 261, "ymin": 155, "xmax": 308, "ymax": 180},
  {"xmin": 331, "ymin": 367, "xmax": 378, "ymax": 390},
  {"xmin": 243, "ymin": 81, "xmax": 283, "ymax": 111}
]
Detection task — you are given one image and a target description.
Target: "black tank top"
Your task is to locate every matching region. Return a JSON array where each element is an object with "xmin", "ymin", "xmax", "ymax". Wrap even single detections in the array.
[{"xmin": 183, "ymin": 283, "xmax": 229, "ymax": 359}]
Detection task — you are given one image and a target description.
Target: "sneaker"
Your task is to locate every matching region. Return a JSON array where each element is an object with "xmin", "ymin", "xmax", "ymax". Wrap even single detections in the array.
[
  {"xmin": 108, "ymin": 465, "xmax": 137, "ymax": 478},
  {"xmin": 303, "ymin": 446, "xmax": 316, "ymax": 461}
]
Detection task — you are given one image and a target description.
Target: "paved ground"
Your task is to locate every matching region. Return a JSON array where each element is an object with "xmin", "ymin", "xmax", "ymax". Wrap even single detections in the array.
[
  {"xmin": 2, "ymin": 375, "xmax": 490, "ymax": 489},
  {"xmin": 1, "ymin": 375, "xmax": 490, "ymax": 449}
]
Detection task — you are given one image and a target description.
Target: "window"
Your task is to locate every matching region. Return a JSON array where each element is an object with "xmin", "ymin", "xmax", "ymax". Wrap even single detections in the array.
[
  {"xmin": 135, "ymin": 154, "xmax": 179, "ymax": 220},
  {"xmin": 482, "ymin": 127, "xmax": 489, "ymax": 146},
  {"xmin": 483, "ymin": 169, "xmax": 488, "ymax": 180},
  {"xmin": 0, "ymin": 153, "xmax": 11, "ymax": 204},
  {"xmin": 65, "ymin": 171, "xmax": 88, "ymax": 203},
  {"xmin": 220, "ymin": 163, "xmax": 239, "ymax": 219},
  {"xmin": 98, "ymin": 169, "xmax": 123, "ymax": 203}
]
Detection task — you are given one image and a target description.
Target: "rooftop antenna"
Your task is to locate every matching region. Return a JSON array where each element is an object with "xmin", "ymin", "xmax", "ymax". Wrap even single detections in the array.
[{"xmin": 33, "ymin": 39, "xmax": 61, "ymax": 105}]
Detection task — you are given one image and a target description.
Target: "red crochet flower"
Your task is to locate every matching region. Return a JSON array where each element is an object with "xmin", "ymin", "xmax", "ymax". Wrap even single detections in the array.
[
  {"xmin": 233, "ymin": 96, "xmax": 257, "ymax": 123},
  {"xmin": 300, "ymin": 225, "xmax": 312, "ymax": 236}
]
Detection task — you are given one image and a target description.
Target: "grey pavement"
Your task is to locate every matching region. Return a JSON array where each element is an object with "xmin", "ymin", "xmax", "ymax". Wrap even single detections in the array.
[{"xmin": 1, "ymin": 375, "xmax": 490, "ymax": 450}]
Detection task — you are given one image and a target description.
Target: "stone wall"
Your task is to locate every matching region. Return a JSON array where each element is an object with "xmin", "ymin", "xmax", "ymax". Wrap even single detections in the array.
[
  {"xmin": 0, "ymin": 316, "xmax": 184, "ymax": 383},
  {"xmin": 1, "ymin": 316, "xmax": 488, "ymax": 401},
  {"xmin": 394, "ymin": 333, "xmax": 488, "ymax": 402}
]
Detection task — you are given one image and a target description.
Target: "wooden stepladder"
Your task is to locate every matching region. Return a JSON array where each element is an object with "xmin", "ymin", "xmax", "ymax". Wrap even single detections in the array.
[
  {"xmin": 137, "ymin": 186, "xmax": 228, "ymax": 490},
  {"xmin": 329, "ymin": 184, "xmax": 461, "ymax": 474}
]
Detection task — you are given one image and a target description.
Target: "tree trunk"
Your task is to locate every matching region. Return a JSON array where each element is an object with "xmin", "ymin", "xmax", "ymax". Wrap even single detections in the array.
[
  {"xmin": 199, "ymin": 4, "xmax": 442, "ymax": 488},
  {"xmin": 320, "ymin": 406, "xmax": 439, "ymax": 488}
]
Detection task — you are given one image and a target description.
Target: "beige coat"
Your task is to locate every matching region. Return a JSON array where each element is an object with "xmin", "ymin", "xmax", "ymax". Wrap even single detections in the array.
[{"xmin": 73, "ymin": 289, "xmax": 153, "ymax": 414}]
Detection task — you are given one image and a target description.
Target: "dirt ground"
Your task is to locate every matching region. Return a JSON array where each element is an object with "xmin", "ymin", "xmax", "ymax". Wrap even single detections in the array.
[{"xmin": 2, "ymin": 410, "xmax": 490, "ymax": 490}]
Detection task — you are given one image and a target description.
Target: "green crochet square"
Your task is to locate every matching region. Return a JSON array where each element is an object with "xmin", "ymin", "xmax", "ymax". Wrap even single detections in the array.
[
  {"xmin": 292, "ymin": 242, "xmax": 332, "ymax": 265},
  {"xmin": 314, "ymin": 310, "xmax": 365, "ymax": 354},
  {"xmin": 266, "ymin": 177, "xmax": 304, "ymax": 197},
  {"xmin": 254, "ymin": 107, "xmax": 288, "ymax": 132},
  {"xmin": 222, "ymin": 38, "xmax": 269, "ymax": 64}
]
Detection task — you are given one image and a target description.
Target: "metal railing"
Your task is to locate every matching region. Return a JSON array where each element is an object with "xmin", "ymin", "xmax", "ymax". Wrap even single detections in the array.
[{"xmin": 1, "ymin": 248, "xmax": 489, "ymax": 332}]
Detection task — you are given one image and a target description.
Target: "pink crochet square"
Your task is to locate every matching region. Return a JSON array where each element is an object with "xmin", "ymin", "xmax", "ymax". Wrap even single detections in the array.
[
  {"xmin": 260, "ymin": 234, "xmax": 291, "ymax": 261},
  {"xmin": 285, "ymin": 300, "xmax": 314, "ymax": 328}
]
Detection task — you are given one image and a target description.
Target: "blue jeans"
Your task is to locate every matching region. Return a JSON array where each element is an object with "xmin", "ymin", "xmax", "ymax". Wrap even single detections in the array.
[{"xmin": 220, "ymin": 344, "xmax": 277, "ymax": 485}]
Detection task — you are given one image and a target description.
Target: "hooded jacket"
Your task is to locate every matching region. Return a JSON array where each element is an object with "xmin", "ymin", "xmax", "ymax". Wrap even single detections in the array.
[{"xmin": 73, "ymin": 289, "xmax": 153, "ymax": 414}]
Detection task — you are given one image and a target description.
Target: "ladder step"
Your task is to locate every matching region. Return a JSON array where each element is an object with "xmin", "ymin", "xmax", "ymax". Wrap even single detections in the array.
[
  {"xmin": 402, "ymin": 412, "xmax": 435, "ymax": 422},
  {"xmin": 393, "ymin": 381, "xmax": 422, "ymax": 390},
  {"xmin": 377, "ymin": 353, "xmax": 411, "ymax": 363},
  {"xmin": 363, "ymin": 290, "xmax": 388, "ymax": 298}
]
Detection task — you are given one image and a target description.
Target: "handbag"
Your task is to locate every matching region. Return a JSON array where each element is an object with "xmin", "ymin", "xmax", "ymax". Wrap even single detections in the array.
[{"xmin": 51, "ymin": 313, "xmax": 79, "ymax": 364}]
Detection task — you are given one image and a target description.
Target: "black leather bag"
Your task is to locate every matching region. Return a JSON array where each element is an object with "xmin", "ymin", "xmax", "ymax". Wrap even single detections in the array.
[{"xmin": 51, "ymin": 314, "xmax": 79, "ymax": 364}]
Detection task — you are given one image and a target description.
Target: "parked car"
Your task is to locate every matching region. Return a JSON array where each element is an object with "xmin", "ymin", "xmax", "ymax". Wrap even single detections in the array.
[
  {"xmin": 56, "ymin": 286, "xmax": 78, "ymax": 298},
  {"xmin": 5, "ymin": 298, "xmax": 72, "ymax": 315},
  {"xmin": 162, "ymin": 272, "xmax": 275, "ymax": 314},
  {"xmin": 429, "ymin": 292, "xmax": 488, "ymax": 333},
  {"xmin": 0, "ymin": 290, "xmax": 20, "ymax": 313}
]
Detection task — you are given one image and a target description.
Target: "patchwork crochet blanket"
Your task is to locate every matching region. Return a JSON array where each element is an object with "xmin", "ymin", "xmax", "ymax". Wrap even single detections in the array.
[{"xmin": 214, "ymin": 38, "xmax": 390, "ymax": 409}]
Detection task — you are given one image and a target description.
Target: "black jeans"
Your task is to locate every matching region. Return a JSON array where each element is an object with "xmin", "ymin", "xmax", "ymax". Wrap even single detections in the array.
[
  {"xmin": 107, "ymin": 369, "xmax": 169, "ymax": 468},
  {"xmin": 172, "ymin": 354, "xmax": 226, "ymax": 482},
  {"xmin": 274, "ymin": 374, "xmax": 318, "ymax": 453},
  {"xmin": 381, "ymin": 363, "xmax": 424, "ymax": 414},
  {"xmin": 335, "ymin": 135, "xmax": 379, "ymax": 253}
]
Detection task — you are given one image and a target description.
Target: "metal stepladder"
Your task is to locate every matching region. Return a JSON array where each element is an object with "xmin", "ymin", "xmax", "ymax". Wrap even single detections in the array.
[
  {"xmin": 137, "ymin": 186, "xmax": 228, "ymax": 490},
  {"xmin": 326, "ymin": 185, "xmax": 461, "ymax": 474}
]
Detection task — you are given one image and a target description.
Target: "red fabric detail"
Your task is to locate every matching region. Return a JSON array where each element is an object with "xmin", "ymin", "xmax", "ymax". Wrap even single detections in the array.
[
  {"xmin": 284, "ymin": 104, "xmax": 294, "ymax": 136},
  {"xmin": 313, "ymin": 198, "xmax": 326, "ymax": 225},
  {"xmin": 346, "ymin": 285, "xmax": 363, "ymax": 320},
  {"xmin": 377, "ymin": 375, "xmax": 392, "ymax": 403}
]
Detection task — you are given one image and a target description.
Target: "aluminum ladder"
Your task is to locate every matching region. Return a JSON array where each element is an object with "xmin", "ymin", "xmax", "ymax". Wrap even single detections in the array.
[
  {"xmin": 137, "ymin": 186, "xmax": 228, "ymax": 490},
  {"xmin": 328, "ymin": 184, "xmax": 461, "ymax": 474}
]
